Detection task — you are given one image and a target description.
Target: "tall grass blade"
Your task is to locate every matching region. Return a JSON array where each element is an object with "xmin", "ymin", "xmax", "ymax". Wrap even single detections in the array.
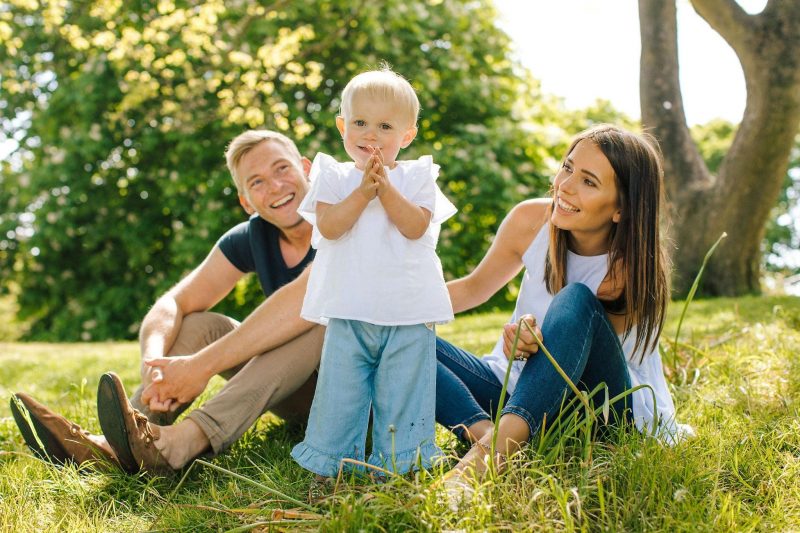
[
  {"xmin": 194, "ymin": 459, "xmax": 318, "ymax": 512},
  {"xmin": 489, "ymin": 320, "xmax": 524, "ymax": 475},
  {"xmin": 10, "ymin": 396, "xmax": 49, "ymax": 461},
  {"xmin": 149, "ymin": 460, "xmax": 201, "ymax": 531},
  {"xmin": 672, "ymin": 232, "xmax": 728, "ymax": 365},
  {"xmin": 522, "ymin": 320, "xmax": 592, "ymax": 413}
]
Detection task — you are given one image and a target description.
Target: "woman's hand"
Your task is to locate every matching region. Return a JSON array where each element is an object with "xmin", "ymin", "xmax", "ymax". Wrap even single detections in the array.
[
  {"xmin": 502, "ymin": 314, "xmax": 543, "ymax": 361},
  {"xmin": 140, "ymin": 355, "xmax": 212, "ymax": 412}
]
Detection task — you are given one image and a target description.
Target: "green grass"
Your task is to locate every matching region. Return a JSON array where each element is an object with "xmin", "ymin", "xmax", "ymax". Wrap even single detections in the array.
[{"xmin": 1, "ymin": 296, "xmax": 799, "ymax": 531}]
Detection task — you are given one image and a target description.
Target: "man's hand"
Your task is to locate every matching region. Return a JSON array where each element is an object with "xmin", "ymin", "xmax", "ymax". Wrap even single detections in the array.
[
  {"xmin": 502, "ymin": 314, "xmax": 542, "ymax": 361},
  {"xmin": 139, "ymin": 361, "xmax": 173, "ymax": 411},
  {"xmin": 140, "ymin": 355, "xmax": 212, "ymax": 412}
]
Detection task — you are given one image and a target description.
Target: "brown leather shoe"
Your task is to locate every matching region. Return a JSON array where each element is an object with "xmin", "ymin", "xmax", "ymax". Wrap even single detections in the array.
[
  {"xmin": 96, "ymin": 372, "xmax": 174, "ymax": 475},
  {"xmin": 9, "ymin": 392, "xmax": 118, "ymax": 469}
]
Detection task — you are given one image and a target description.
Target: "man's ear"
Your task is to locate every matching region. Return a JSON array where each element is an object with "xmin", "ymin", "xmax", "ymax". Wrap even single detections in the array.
[
  {"xmin": 400, "ymin": 126, "xmax": 418, "ymax": 148},
  {"xmin": 335, "ymin": 116, "xmax": 345, "ymax": 137},
  {"xmin": 301, "ymin": 156, "xmax": 312, "ymax": 178},
  {"xmin": 238, "ymin": 193, "xmax": 255, "ymax": 215}
]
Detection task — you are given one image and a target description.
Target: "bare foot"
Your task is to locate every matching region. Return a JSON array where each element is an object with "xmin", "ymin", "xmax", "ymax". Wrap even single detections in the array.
[
  {"xmin": 440, "ymin": 439, "xmax": 509, "ymax": 511},
  {"xmin": 152, "ymin": 419, "xmax": 210, "ymax": 469}
]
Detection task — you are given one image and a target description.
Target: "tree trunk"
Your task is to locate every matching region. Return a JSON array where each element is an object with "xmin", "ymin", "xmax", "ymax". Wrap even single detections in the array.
[{"xmin": 639, "ymin": 0, "xmax": 800, "ymax": 296}]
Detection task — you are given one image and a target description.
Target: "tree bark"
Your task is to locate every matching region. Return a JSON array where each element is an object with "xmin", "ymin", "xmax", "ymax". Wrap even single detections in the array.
[{"xmin": 639, "ymin": 0, "xmax": 800, "ymax": 296}]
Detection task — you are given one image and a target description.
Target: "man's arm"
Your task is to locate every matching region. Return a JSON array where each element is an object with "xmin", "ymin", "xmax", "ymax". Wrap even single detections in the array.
[
  {"xmin": 139, "ymin": 247, "xmax": 243, "ymax": 362},
  {"xmin": 193, "ymin": 264, "xmax": 314, "ymax": 375},
  {"xmin": 137, "ymin": 247, "xmax": 244, "ymax": 410},
  {"xmin": 142, "ymin": 265, "xmax": 315, "ymax": 409}
]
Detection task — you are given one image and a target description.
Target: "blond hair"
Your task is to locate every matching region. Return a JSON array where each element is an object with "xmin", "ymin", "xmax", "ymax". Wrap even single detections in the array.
[
  {"xmin": 339, "ymin": 67, "xmax": 420, "ymax": 127},
  {"xmin": 224, "ymin": 130, "xmax": 303, "ymax": 193}
]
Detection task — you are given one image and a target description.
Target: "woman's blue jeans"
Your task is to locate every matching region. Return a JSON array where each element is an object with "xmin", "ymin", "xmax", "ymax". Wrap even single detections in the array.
[{"xmin": 436, "ymin": 283, "xmax": 632, "ymax": 441}]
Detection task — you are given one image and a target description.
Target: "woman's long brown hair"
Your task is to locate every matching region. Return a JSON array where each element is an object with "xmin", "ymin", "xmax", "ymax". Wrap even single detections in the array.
[{"xmin": 544, "ymin": 125, "xmax": 670, "ymax": 361}]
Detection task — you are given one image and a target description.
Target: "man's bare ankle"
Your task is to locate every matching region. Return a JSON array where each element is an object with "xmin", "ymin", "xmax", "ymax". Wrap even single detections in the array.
[{"xmin": 151, "ymin": 420, "xmax": 209, "ymax": 469}]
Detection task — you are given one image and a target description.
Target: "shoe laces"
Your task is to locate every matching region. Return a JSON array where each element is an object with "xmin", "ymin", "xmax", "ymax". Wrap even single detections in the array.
[
  {"xmin": 69, "ymin": 422, "xmax": 96, "ymax": 438},
  {"xmin": 133, "ymin": 409, "xmax": 155, "ymax": 445}
]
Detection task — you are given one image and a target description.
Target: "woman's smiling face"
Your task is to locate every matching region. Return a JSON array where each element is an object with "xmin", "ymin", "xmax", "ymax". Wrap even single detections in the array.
[{"xmin": 550, "ymin": 139, "xmax": 621, "ymax": 253}]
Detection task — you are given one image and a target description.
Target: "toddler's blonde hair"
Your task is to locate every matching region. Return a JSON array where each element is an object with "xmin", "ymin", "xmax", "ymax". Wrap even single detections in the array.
[{"xmin": 339, "ymin": 67, "xmax": 420, "ymax": 127}]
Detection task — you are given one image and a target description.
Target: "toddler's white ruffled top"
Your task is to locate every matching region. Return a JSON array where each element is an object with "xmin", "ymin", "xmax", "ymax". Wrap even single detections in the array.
[{"xmin": 299, "ymin": 153, "xmax": 456, "ymax": 326}]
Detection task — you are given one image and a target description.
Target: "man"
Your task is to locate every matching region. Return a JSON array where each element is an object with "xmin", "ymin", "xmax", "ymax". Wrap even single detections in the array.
[{"xmin": 10, "ymin": 130, "xmax": 323, "ymax": 473}]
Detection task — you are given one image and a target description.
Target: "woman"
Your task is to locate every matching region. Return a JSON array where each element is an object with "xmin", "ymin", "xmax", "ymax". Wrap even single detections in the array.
[{"xmin": 437, "ymin": 124, "xmax": 691, "ymax": 479}]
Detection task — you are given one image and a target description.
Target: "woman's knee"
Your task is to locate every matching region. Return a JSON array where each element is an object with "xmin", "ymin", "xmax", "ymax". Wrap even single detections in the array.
[
  {"xmin": 559, "ymin": 282, "xmax": 595, "ymax": 300},
  {"xmin": 549, "ymin": 283, "xmax": 599, "ymax": 316}
]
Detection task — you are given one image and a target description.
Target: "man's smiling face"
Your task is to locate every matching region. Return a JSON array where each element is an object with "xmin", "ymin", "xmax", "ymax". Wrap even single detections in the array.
[{"xmin": 236, "ymin": 139, "xmax": 311, "ymax": 230}]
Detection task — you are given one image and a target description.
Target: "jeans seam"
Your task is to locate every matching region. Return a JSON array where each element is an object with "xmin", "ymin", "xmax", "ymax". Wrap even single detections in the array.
[
  {"xmin": 438, "ymin": 344, "xmax": 502, "ymax": 389},
  {"xmin": 457, "ymin": 413, "xmax": 493, "ymax": 434},
  {"xmin": 502, "ymin": 405, "xmax": 536, "ymax": 435},
  {"xmin": 596, "ymin": 310, "xmax": 627, "ymax": 360}
]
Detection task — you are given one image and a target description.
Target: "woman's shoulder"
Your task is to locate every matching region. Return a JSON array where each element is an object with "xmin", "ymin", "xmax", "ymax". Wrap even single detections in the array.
[
  {"xmin": 493, "ymin": 198, "xmax": 551, "ymax": 258},
  {"xmin": 505, "ymin": 198, "xmax": 551, "ymax": 234}
]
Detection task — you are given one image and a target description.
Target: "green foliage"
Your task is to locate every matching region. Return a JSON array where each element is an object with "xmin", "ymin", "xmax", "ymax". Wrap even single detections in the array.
[
  {"xmin": 0, "ymin": 0, "xmax": 580, "ymax": 340},
  {"xmin": 690, "ymin": 119, "xmax": 736, "ymax": 174},
  {"xmin": 691, "ymin": 121, "xmax": 800, "ymax": 276}
]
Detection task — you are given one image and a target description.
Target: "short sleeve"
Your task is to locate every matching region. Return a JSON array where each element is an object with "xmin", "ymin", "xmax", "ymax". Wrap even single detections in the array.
[
  {"xmin": 297, "ymin": 152, "xmax": 345, "ymax": 226},
  {"xmin": 402, "ymin": 155, "xmax": 457, "ymax": 225},
  {"xmin": 216, "ymin": 219, "xmax": 254, "ymax": 273}
]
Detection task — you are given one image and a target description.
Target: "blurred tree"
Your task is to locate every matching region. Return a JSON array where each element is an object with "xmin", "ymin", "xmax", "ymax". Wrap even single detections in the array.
[
  {"xmin": 0, "ymin": 0, "xmax": 562, "ymax": 340},
  {"xmin": 691, "ymin": 120, "xmax": 800, "ymax": 276},
  {"xmin": 639, "ymin": 0, "xmax": 800, "ymax": 296}
]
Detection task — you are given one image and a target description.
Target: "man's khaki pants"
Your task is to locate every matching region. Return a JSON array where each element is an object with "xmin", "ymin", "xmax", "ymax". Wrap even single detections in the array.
[{"xmin": 130, "ymin": 312, "xmax": 324, "ymax": 454}]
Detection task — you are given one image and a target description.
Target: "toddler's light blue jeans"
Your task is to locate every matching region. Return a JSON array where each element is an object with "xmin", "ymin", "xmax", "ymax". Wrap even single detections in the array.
[{"xmin": 291, "ymin": 318, "xmax": 442, "ymax": 477}]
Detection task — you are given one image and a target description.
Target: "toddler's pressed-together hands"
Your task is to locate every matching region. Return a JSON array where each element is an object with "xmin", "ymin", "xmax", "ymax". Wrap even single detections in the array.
[{"xmin": 358, "ymin": 146, "xmax": 391, "ymax": 200}]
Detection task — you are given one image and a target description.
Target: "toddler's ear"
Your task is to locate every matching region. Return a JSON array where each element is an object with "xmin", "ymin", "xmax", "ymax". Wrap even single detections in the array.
[
  {"xmin": 401, "ymin": 126, "xmax": 418, "ymax": 148},
  {"xmin": 335, "ymin": 116, "xmax": 345, "ymax": 137}
]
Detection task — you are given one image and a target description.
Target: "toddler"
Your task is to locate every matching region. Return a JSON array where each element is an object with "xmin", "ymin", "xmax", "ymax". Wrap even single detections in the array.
[{"xmin": 291, "ymin": 67, "xmax": 456, "ymax": 477}]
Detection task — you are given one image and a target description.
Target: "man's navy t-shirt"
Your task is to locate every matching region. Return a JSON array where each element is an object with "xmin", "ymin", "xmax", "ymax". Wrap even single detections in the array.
[{"xmin": 216, "ymin": 214, "xmax": 314, "ymax": 297}]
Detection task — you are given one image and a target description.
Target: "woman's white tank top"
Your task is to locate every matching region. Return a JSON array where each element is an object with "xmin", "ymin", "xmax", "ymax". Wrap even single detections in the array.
[{"xmin": 480, "ymin": 223, "xmax": 690, "ymax": 443}]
